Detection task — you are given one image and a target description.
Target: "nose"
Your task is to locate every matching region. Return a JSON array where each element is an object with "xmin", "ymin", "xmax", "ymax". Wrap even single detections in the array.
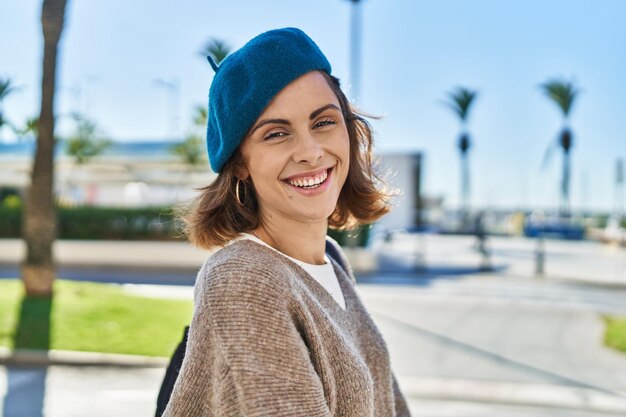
[{"xmin": 293, "ymin": 131, "xmax": 324, "ymax": 165}]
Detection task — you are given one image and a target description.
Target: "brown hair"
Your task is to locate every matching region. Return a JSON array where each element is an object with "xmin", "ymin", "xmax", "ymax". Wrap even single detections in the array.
[{"xmin": 173, "ymin": 72, "xmax": 393, "ymax": 250}]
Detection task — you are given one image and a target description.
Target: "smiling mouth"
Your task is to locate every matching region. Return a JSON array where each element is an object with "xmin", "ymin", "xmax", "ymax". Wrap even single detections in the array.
[{"xmin": 283, "ymin": 167, "xmax": 333, "ymax": 190}]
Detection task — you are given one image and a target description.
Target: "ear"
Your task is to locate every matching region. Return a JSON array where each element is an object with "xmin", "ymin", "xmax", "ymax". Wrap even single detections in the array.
[{"xmin": 234, "ymin": 164, "xmax": 250, "ymax": 181}]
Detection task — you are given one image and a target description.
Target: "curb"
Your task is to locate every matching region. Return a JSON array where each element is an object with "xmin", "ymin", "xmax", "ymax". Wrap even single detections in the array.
[
  {"xmin": 0, "ymin": 347, "xmax": 168, "ymax": 368},
  {"xmin": 400, "ymin": 375, "xmax": 626, "ymax": 414}
]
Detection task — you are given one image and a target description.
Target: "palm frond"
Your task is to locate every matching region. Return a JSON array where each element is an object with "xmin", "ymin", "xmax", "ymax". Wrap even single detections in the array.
[
  {"xmin": 539, "ymin": 78, "xmax": 579, "ymax": 118},
  {"xmin": 13, "ymin": 117, "xmax": 39, "ymax": 140},
  {"xmin": 444, "ymin": 87, "xmax": 478, "ymax": 123},
  {"xmin": 192, "ymin": 105, "xmax": 208, "ymax": 128},
  {"xmin": 200, "ymin": 38, "xmax": 231, "ymax": 65},
  {"xmin": 170, "ymin": 134, "xmax": 207, "ymax": 166},
  {"xmin": 0, "ymin": 78, "xmax": 17, "ymax": 101},
  {"xmin": 64, "ymin": 113, "xmax": 112, "ymax": 164}
]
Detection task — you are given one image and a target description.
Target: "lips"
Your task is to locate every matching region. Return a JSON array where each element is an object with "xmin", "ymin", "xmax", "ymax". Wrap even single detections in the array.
[
  {"xmin": 282, "ymin": 166, "xmax": 334, "ymax": 193},
  {"xmin": 285, "ymin": 169, "xmax": 328, "ymax": 188}
]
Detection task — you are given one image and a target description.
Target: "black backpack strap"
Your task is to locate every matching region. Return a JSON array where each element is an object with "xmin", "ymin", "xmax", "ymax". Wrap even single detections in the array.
[
  {"xmin": 325, "ymin": 238, "xmax": 355, "ymax": 285},
  {"xmin": 155, "ymin": 325, "xmax": 189, "ymax": 417}
]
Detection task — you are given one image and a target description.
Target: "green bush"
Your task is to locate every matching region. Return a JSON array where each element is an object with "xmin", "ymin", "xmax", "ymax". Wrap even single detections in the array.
[
  {"xmin": 0, "ymin": 204, "xmax": 373, "ymax": 244},
  {"xmin": 0, "ymin": 205, "xmax": 21, "ymax": 237},
  {"xmin": 327, "ymin": 224, "xmax": 371, "ymax": 247},
  {"xmin": 57, "ymin": 206, "xmax": 181, "ymax": 240},
  {"xmin": 0, "ymin": 205, "xmax": 182, "ymax": 240}
]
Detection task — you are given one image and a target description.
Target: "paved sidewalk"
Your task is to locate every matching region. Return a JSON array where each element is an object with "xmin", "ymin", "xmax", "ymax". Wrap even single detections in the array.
[
  {"xmin": 2, "ymin": 235, "xmax": 626, "ymax": 415},
  {"xmin": 2, "ymin": 364, "xmax": 625, "ymax": 417},
  {"xmin": 0, "ymin": 238, "xmax": 209, "ymax": 269},
  {"xmin": 3, "ymin": 279, "xmax": 626, "ymax": 415},
  {"xmin": 2, "ymin": 235, "xmax": 626, "ymax": 287}
]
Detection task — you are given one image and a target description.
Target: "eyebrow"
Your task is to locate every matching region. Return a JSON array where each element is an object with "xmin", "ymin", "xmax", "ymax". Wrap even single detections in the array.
[{"xmin": 249, "ymin": 103, "xmax": 341, "ymax": 136}]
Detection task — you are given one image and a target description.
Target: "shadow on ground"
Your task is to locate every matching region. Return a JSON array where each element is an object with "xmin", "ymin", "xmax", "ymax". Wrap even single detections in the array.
[
  {"xmin": 3, "ymin": 295, "xmax": 52, "ymax": 417},
  {"xmin": 357, "ymin": 264, "xmax": 509, "ymax": 286}
]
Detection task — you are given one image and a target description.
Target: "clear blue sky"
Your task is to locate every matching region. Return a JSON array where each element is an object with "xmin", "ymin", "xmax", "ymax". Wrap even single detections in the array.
[{"xmin": 1, "ymin": 0, "xmax": 625, "ymax": 212}]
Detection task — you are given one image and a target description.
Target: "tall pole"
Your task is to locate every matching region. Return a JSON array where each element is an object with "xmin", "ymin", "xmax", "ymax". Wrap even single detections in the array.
[
  {"xmin": 348, "ymin": 0, "xmax": 363, "ymax": 104},
  {"xmin": 616, "ymin": 158, "xmax": 624, "ymax": 228},
  {"xmin": 153, "ymin": 78, "xmax": 180, "ymax": 140}
]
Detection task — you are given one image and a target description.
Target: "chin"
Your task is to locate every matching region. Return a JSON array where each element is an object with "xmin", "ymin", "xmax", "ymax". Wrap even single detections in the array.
[{"xmin": 291, "ymin": 204, "xmax": 337, "ymax": 222}]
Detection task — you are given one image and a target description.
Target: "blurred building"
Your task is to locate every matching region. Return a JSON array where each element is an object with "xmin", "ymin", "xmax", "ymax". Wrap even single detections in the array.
[
  {"xmin": 0, "ymin": 140, "xmax": 214, "ymax": 207},
  {"xmin": 375, "ymin": 152, "xmax": 444, "ymax": 231},
  {"xmin": 3, "ymin": 141, "xmax": 606, "ymax": 239}
]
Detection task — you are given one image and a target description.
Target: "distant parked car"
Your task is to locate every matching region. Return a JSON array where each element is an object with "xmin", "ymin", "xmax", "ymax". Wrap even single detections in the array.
[{"xmin": 523, "ymin": 214, "xmax": 585, "ymax": 240}]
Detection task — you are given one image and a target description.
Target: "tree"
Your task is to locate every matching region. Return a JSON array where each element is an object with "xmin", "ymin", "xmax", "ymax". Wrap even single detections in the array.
[
  {"xmin": 539, "ymin": 78, "xmax": 580, "ymax": 217},
  {"xmin": 170, "ymin": 105, "xmax": 207, "ymax": 168},
  {"xmin": 21, "ymin": 0, "xmax": 69, "ymax": 297},
  {"xmin": 199, "ymin": 38, "xmax": 230, "ymax": 64},
  {"xmin": 0, "ymin": 78, "xmax": 18, "ymax": 140},
  {"xmin": 444, "ymin": 86, "xmax": 478, "ymax": 228},
  {"xmin": 0, "ymin": 78, "xmax": 17, "ymax": 101},
  {"xmin": 171, "ymin": 39, "xmax": 231, "ymax": 171},
  {"xmin": 15, "ymin": 116, "xmax": 40, "ymax": 140},
  {"xmin": 64, "ymin": 113, "xmax": 112, "ymax": 164}
]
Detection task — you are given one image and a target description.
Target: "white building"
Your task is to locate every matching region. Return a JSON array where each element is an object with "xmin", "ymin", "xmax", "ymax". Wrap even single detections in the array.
[{"xmin": 0, "ymin": 141, "xmax": 215, "ymax": 208}]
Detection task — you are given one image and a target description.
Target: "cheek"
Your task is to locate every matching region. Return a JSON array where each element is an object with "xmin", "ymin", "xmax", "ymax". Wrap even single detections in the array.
[
  {"xmin": 338, "ymin": 132, "xmax": 351, "ymax": 167},
  {"xmin": 330, "ymin": 126, "xmax": 350, "ymax": 159},
  {"xmin": 247, "ymin": 156, "xmax": 281, "ymax": 190},
  {"xmin": 333, "ymin": 133, "xmax": 351, "ymax": 187}
]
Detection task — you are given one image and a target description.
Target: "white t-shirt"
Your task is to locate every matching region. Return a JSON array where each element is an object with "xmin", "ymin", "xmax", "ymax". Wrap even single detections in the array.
[{"xmin": 229, "ymin": 233, "xmax": 347, "ymax": 310}]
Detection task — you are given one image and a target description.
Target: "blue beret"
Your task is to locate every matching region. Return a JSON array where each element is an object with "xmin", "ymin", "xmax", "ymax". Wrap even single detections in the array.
[{"xmin": 206, "ymin": 27, "xmax": 332, "ymax": 173}]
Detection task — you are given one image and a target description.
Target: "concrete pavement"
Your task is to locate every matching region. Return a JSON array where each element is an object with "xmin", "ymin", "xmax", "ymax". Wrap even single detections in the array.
[
  {"xmin": 1, "ymin": 234, "xmax": 625, "ymax": 287},
  {"xmin": 2, "ymin": 363, "xmax": 626, "ymax": 417},
  {"xmin": 2, "ymin": 277, "xmax": 626, "ymax": 415},
  {"xmin": 1, "ymin": 235, "xmax": 626, "ymax": 416}
]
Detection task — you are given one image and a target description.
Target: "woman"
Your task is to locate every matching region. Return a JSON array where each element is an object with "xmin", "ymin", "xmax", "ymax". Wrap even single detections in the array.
[{"xmin": 163, "ymin": 27, "xmax": 411, "ymax": 416}]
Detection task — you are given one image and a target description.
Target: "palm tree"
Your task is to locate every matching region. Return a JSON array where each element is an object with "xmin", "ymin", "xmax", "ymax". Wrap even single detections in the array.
[
  {"xmin": 21, "ymin": 0, "xmax": 69, "ymax": 297},
  {"xmin": 0, "ymin": 78, "xmax": 18, "ymax": 140},
  {"xmin": 539, "ymin": 78, "xmax": 579, "ymax": 217},
  {"xmin": 444, "ymin": 87, "xmax": 478, "ymax": 229},
  {"xmin": 199, "ymin": 38, "xmax": 230, "ymax": 64},
  {"xmin": 64, "ymin": 113, "xmax": 112, "ymax": 164},
  {"xmin": 15, "ymin": 116, "xmax": 39, "ymax": 140},
  {"xmin": 170, "ymin": 105, "xmax": 207, "ymax": 168},
  {"xmin": 171, "ymin": 39, "xmax": 230, "ymax": 172},
  {"xmin": 0, "ymin": 78, "xmax": 17, "ymax": 101}
]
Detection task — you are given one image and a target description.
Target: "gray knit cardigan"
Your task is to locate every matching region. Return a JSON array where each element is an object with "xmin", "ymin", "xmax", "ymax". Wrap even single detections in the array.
[{"xmin": 162, "ymin": 237, "xmax": 411, "ymax": 416}]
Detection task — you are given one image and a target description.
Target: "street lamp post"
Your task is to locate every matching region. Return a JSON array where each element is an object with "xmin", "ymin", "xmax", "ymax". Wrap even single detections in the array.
[
  {"xmin": 153, "ymin": 78, "xmax": 180, "ymax": 140},
  {"xmin": 347, "ymin": 0, "xmax": 363, "ymax": 104}
]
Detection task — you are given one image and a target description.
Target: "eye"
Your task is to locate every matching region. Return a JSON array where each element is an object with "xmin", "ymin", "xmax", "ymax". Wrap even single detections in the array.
[
  {"xmin": 314, "ymin": 117, "xmax": 336, "ymax": 128},
  {"xmin": 263, "ymin": 130, "xmax": 288, "ymax": 141}
]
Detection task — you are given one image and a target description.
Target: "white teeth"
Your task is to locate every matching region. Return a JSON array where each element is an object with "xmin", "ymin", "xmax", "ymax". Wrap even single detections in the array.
[{"xmin": 288, "ymin": 169, "xmax": 329, "ymax": 188}]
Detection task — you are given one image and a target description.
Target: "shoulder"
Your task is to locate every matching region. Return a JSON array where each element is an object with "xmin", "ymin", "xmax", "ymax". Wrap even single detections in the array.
[
  {"xmin": 208, "ymin": 238, "xmax": 278, "ymax": 269},
  {"xmin": 194, "ymin": 239, "xmax": 293, "ymax": 305}
]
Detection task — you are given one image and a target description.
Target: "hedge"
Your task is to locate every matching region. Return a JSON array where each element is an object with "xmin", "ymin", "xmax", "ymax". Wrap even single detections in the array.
[
  {"xmin": 0, "ymin": 205, "xmax": 181, "ymax": 240},
  {"xmin": 0, "ymin": 204, "xmax": 370, "ymax": 245}
]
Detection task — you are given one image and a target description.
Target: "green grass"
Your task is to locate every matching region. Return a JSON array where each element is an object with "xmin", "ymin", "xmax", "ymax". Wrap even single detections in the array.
[
  {"xmin": 0, "ymin": 280, "xmax": 21, "ymax": 348},
  {"xmin": 0, "ymin": 279, "xmax": 193, "ymax": 357},
  {"xmin": 604, "ymin": 315, "xmax": 626, "ymax": 353}
]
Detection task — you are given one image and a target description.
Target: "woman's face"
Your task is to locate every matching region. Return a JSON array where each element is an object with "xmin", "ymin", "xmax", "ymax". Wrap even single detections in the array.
[{"xmin": 239, "ymin": 70, "xmax": 350, "ymax": 227}]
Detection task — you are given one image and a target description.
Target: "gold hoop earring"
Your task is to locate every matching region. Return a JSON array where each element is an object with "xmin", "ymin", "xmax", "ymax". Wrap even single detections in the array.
[{"xmin": 235, "ymin": 178, "xmax": 244, "ymax": 205}]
